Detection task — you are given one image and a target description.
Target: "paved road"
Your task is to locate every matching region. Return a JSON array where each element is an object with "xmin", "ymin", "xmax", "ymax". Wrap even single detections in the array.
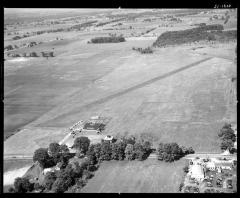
[
  {"xmin": 184, "ymin": 153, "xmax": 237, "ymax": 160},
  {"xmin": 148, "ymin": 152, "xmax": 237, "ymax": 160},
  {"xmin": 4, "ymin": 155, "xmax": 33, "ymax": 160},
  {"xmin": 4, "ymin": 152, "xmax": 237, "ymax": 161}
]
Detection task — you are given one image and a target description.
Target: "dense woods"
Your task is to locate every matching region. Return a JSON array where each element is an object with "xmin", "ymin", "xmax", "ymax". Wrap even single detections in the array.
[{"xmin": 153, "ymin": 24, "xmax": 236, "ymax": 47}]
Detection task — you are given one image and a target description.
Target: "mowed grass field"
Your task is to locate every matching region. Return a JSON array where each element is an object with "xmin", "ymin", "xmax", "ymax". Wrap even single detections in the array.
[{"xmin": 81, "ymin": 159, "xmax": 186, "ymax": 193}]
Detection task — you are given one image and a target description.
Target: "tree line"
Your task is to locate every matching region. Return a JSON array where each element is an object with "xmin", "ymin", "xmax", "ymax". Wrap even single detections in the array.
[
  {"xmin": 9, "ymin": 135, "xmax": 195, "ymax": 193},
  {"xmin": 132, "ymin": 47, "xmax": 153, "ymax": 54},
  {"xmin": 8, "ymin": 136, "xmax": 152, "ymax": 193},
  {"xmin": 89, "ymin": 35, "xmax": 126, "ymax": 44}
]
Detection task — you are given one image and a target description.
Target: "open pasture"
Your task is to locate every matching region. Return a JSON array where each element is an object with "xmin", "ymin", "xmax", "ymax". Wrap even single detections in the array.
[{"xmin": 81, "ymin": 159, "xmax": 186, "ymax": 193}]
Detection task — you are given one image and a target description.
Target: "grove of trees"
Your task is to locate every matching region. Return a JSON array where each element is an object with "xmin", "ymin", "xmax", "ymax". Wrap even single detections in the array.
[
  {"xmin": 152, "ymin": 24, "xmax": 236, "ymax": 47},
  {"xmin": 90, "ymin": 35, "xmax": 126, "ymax": 43},
  {"xmin": 157, "ymin": 142, "xmax": 194, "ymax": 162},
  {"xmin": 10, "ymin": 135, "xmax": 194, "ymax": 193},
  {"xmin": 33, "ymin": 143, "xmax": 71, "ymax": 169}
]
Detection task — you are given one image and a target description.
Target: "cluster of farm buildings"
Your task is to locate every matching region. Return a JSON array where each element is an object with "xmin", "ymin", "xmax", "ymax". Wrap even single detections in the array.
[
  {"xmin": 59, "ymin": 116, "xmax": 114, "ymax": 153},
  {"xmin": 182, "ymin": 150, "xmax": 237, "ymax": 193}
]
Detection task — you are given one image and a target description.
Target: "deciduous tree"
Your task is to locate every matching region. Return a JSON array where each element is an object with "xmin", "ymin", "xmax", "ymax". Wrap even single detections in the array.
[
  {"xmin": 33, "ymin": 148, "xmax": 54, "ymax": 168},
  {"xmin": 125, "ymin": 144, "xmax": 135, "ymax": 160},
  {"xmin": 72, "ymin": 136, "xmax": 90, "ymax": 154},
  {"xmin": 100, "ymin": 141, "xmax": 112, "ymax": 161},
  {"xmin": 43, "ymin": 171, "xmax": 57, "ymax": 190}
]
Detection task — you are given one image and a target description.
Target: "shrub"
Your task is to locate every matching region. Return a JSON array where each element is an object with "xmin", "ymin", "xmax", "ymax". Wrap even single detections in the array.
[
  {"xmin": 8, "ymin": 187, "xmax": 16, "ymax": 193},
  {"xmin": 132, "ymin": 46, "xmax": 153, "ymax": 54},
  {"xmin": 183, "ymin": 165, "xmax": 189, "ymax": 173},
  {"xmin": 30, "ymin": 52, "xmax": 38, "ymax": 57},
  {"xmin": 12, "ymin": 36, "xmax": 21, "ymax": 40},
  {"xmin": 13, "ymin": 177, "xmax": 34, "ymax": 193},
  {"xmin": 207, "ymin": 34, "xmax": 216, "ymax": 41}
]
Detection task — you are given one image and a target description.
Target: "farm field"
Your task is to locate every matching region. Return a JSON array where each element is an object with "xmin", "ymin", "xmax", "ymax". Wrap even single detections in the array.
[
  {"xmin": 81, "ymin": 159, "xmax": 186, "ymax": 193},
  {"xmin": 4, "ymin": 159, "xmax": 33, "ymax": 172}
]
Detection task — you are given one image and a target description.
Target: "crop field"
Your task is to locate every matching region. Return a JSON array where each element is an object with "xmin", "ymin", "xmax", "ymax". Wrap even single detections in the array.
[
  {"xmin": 81, "ymin": 158, "xmax": 187, "ymax": 193},
  {"xmin": 4, "ymin": 8, "xmax": 237, "ymax": 173}
]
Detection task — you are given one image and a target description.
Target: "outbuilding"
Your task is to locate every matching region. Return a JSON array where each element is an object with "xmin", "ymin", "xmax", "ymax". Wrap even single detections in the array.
[
  {"xmin": 189, "ymin": 165, "xmax": 205, "ymax": 181},
  {"xmin": 104, "ymin": 135, "xmax": 114, "ymax": 142}
]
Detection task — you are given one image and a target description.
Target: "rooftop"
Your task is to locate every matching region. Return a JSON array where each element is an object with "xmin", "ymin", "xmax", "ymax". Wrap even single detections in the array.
[{"xmin": 189, "ymin": 165, "xmax": 205, "ymax": 177}]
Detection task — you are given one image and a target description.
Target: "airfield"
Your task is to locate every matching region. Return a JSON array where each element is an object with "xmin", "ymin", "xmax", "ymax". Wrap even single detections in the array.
[{"xmin": 4, "ymin": 9, "xmax": 237, "ymax": 192}]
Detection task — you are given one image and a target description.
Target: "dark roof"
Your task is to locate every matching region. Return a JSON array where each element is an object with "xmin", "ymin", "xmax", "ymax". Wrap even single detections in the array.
[{"xmin": 83, "ymin": 122, "xmax": 104, "ymax": 130}]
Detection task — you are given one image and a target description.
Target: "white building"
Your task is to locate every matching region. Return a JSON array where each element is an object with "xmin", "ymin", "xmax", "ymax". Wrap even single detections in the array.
[
  {"xmin": 104, "ymin": 135, "xmax": 114, "ymax": 142},
  {"xmin": 206, "ymin": 161, "xmax": 215, "ymax": 170},
  {"xmin": 189, "ymin": 165, "xmax": 205, "ymax": 181}
]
